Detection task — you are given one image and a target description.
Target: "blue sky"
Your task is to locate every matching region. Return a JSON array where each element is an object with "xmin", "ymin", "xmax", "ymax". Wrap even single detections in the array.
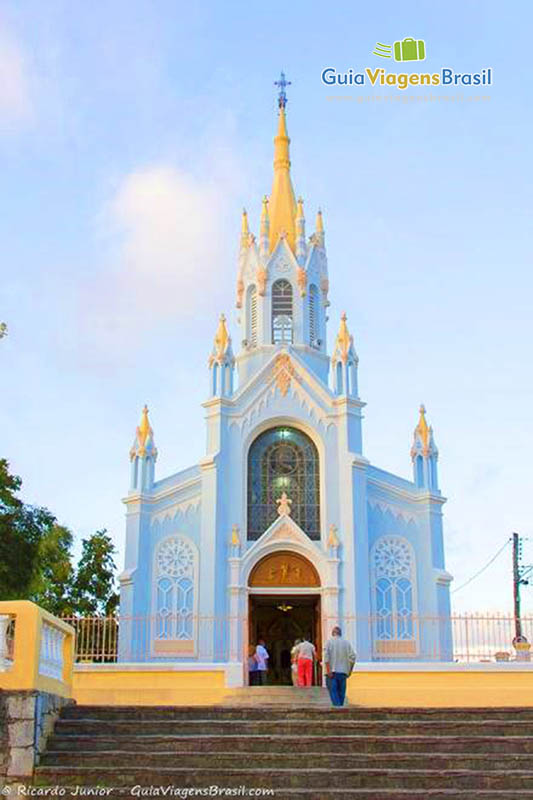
[{"xmin": 1, "ymin": 1, "xmax": 532, "ymax": 612}]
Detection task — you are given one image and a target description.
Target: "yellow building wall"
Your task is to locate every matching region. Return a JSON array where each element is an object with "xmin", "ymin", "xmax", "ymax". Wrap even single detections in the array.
[
  {"xmin": 347, "ymin": 669, "xmax": 533, "ymax": 707},
  {"xmin": 72, "ymin": 666, "xmax": 533, "ymax": 707},
  {"xmin": 73, "ymin": 669, "xmax": 234, "ymax": 706}
]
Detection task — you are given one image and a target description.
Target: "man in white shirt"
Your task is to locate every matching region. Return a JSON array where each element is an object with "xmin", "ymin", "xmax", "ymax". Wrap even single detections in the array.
[
  {"xmin": 324, "ymin": 626, "xmax": 356, "ymax": 707},
  {"xmin": 255, "ymin": 639, "xmax": 269, "ymax": 685}
]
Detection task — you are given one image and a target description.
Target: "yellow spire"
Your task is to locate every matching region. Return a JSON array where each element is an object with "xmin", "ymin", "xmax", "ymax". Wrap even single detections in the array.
[
  {"xmin": 269, "ymin": 105, "xmax": 297, "ymax": 252},
  {"xmin": 316, "ymin": 208, "xmax": 324, "ymax": 232},
  {"xmin": 130, "ymin": 404, "xmax": 157, "ymax": 460},
  {"xmin": 296, "ymin": 196, "xmax": 304, "ymax": 220},
  {"xmin": 214, "ymin": 313, "xmax": 230, "ymax": 359},
  {"xmin": 261, "ymin": 195, "xmax": 269, "ymax": 220},
  {"xmin": 334, "ymin": 312, "xmax": 352, "ymax": 362},
  {"xmin": 138, "ymin": 405, "xmax": 151, "ymax": 449},
  {"xmin": 240, "ymin": 208, "xmax": 249, "ymax": 249},
  {"xmin": 415, "ymin": 404, "xmax": 430, "ymax": 450}
]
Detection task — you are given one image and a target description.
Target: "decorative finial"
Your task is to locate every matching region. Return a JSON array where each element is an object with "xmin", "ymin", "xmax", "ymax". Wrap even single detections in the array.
[
  {"xmin": 274, "ymin": 71, "xmax": 291, "ymax": 109},
  {"xmin": 213, "ymin": 313, "xmax": 230, "ymax": 360},
  {"xmin": 316, "ymin": 208, "xmax": 324, "ymax": 232},
  {"xmin": 130, "ymin": 405, "xmax": 157, "ymax": 461},
  {"xmin": 336, "ymin": 313, "xmax": 352, "ymax": 362},
  {"xmin": 276, "ymin": 492, "xmax": 292, "ymax": 517},
  {"xmin": 415, "ymin": 404, "xmax": 430, "ymax": 450}
]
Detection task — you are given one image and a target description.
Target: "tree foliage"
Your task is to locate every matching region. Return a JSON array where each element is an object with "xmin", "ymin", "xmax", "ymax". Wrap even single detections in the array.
[
  {"xmin": 0, "ymin": 459, "xmax": 56, "ymax": 601},
  {"xmin": 28, "ymin": 524, "xmax": 75, "ymax": 615},
  {"xmin": 0, "ymin": 459, "xmax": 118, "ymax": 615},
  {"xmin": 70, "ymin": 530, "xmax": 118, "ymax": 616}
]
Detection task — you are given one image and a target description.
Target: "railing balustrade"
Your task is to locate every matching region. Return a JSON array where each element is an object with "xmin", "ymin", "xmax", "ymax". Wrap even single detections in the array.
[{"xmin": 61, "ymin": 612, "xmax": 533, "ymax": 665}]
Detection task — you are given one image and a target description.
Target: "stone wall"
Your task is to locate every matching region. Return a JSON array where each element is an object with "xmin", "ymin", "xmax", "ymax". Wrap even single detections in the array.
[{"xmin": 0, "ymin": 690, "xmax": 73, "ymax": 779}]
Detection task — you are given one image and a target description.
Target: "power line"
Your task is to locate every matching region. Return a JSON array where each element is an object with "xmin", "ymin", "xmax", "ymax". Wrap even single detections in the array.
[{"xmin": 452, "ymin": 538, "xmax": 511, "ymax": 595}]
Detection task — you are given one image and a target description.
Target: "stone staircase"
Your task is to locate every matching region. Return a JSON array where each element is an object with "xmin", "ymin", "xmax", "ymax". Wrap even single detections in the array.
[{"xmin": 34, "ymin": 700, "xmax": 533, "ymax": 798}]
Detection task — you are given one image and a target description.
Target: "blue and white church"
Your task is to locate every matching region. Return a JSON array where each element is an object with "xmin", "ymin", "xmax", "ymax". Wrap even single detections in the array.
[{"xmin": 119, "ymin": 81, "xmax": 453, "ymax": 681}]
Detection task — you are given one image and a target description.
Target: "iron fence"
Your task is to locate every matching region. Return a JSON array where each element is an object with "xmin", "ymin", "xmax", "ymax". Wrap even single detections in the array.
[{"xmin": 61, "ymin": 613, "xmax": 533, "ymax": 665}]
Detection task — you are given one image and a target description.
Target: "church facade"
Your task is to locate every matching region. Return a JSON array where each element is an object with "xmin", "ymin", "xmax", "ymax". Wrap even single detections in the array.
[{"xmin": 118, "ymin": 84, "xmax": 453, "ymax": 680}]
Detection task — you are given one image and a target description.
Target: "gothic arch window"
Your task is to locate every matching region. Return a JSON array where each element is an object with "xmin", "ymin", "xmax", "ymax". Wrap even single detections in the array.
[
  {"xmin": 371, "ymin": 536, "xmax": 418, "ymax": 653},
  {"xmin": 272, "ymin": 279, "xmax": 293, "ymax": 344},
  {"xmin": 247, "ymin": 285, "xmax": 258, "ymax": 347},
  {"xmin": 154, "ymin": 536, "xmax": 198, "ymax": 650},
  {"xmin": 309, "ymin": 284, "xmax": 319, "ymax": 347},
  {"xmin": 247, "ymin": 426, "xmax": 320, "ymax": 541}
]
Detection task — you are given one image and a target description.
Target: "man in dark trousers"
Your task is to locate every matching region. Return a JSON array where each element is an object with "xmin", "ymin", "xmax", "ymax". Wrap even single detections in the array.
[{"xmin": 324, "ymin": 625, "xmax": 356, "ymax": 707}]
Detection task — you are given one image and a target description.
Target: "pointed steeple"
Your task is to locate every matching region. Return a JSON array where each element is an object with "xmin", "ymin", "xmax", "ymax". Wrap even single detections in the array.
[
  {"xmin": 332, "ymin": 313, "xmax": 356, "ymax": 365},
  {"xmin": 211, "ymin": 314, "xmax": 231, "ymax": 363},
  {"xmin": 332, "ymin": 313, "xmax": 359, "ymax": 396},
  {"xmin": 269, "ymin": 78, "xmax": 297, "ymax": 253},
  {"xmin": 411, "ymin": 405, "xmax": 439, "ymax": 490},
  {"xmin": 130, "ymin": 405, "xmax": 157, "ymax": 460},
  {"xmin": 240, "ymin": 208, "xmax": 250, "ymax": 249},
  {"xmin": 413, "ymin": 405, "xmax": 430, "ymax": 453},
  {"xmin": 129, "ymin": 405, "xmax": 157, "ymax": 492},
  {"xmin": 315, "ymin": 208, "xmax": 325, "ymax": 248},
  {"xmin": 259, "ymin": 196, "xmax": 270, "ymax": 257},
  {"xmin": 295, "ymin": 197, "xmax": 306, "ymax": 262},
  {"xmin": 208, "ymin": 314, "xmax": 235, "ymax": 397}
]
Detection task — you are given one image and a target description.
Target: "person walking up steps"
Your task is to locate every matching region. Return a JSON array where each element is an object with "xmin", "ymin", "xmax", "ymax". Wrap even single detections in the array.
[
  {"xmin": 325, "ymin": 626, "xmax": 356, "ymax": 707},
  {"xmin": 255, "ymin": 638, "xmax": 269, "ymax": 685},
  {"xmin": 295, "ymin": 635, "xmax": 316, "ymax": 687},
  {"xmin": 290, "ymin": 638, "xmax": 302, "ymax": 686}
]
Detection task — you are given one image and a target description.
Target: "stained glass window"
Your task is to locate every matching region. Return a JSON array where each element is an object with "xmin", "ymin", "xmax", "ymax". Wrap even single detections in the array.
[{"xmin": 247, "ymin": 427, "xmax": 320, "ymax": 540}]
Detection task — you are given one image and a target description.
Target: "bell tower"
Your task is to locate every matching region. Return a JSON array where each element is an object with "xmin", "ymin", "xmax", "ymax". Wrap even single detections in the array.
[{"xmin": 235, "ymin": 74, "xmax": 331, "ymax": 386}]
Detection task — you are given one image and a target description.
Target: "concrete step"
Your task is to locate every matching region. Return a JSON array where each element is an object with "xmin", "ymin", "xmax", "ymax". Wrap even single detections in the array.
[
  {"xmin": 33, "ymin": 766, "xmax": 533, "ymax": 790},
  {"xmin": 53, "ymin": 717, "xmax": 533, "ymax": 737},
  {"xmin": 38, "ymin": 750, "xmax": 533, "ymax": 771},
  {"xmin": 27, "ymin": 791, "xmax": 533, "ymax": 800},
  {"xmin": 45, "ymin": 732, "xmax": 533, "ymax": 755},
  {"xmin": 61, "ymin": 704, "xmax": 533, "ymax": 720}
]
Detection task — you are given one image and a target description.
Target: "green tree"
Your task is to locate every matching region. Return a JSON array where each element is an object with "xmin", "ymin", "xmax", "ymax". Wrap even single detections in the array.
[
  {"xmin": 71, "ymin": 529, "xmax": 118, "ymax": 616},
  {"xmin": 28, "ymin": 523, "xmax": 75, "ymax": 616},
  {"xmin": 0, "ymin": 459, "xmax": 57, "ymax": 601}
]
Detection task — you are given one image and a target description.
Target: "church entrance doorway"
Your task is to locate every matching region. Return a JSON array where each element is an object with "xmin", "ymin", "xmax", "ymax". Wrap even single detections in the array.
[
  {"xmin": 248, "ymin": 594, "xmax": 322, "ymax": 685},
  {"xmin": 247, "ymin": 550, "xmax": 322, "ymax": 686}
]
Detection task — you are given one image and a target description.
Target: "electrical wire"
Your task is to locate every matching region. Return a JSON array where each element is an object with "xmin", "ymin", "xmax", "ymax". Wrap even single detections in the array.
[{"xmin": 451, "ymin": 538, "xmax": 512, "ymax": 594}]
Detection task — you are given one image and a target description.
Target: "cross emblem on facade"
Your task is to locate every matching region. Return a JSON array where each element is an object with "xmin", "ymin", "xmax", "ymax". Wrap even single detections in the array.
[{"xmin": 274, "ymin": 71, "xmax": 291, "ymax": 109}]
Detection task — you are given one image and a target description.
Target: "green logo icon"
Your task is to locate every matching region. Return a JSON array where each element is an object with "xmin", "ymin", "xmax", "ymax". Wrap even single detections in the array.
[{"xmin": 373, "ymin": 38, "xmax": 426, "ymax": 62}]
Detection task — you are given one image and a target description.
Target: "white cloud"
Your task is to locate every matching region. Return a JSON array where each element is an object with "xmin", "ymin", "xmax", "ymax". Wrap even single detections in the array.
[
  {"xmin": 76, "ymin": 159, "xmax": 242, "ymax": 364},
  {"xmin": 0, "ymin": 26, "xmax": 32, "ymax": 129},
  {"xmin": 109, "ymin": 165, "xmax": 222, "ymax": 310}
]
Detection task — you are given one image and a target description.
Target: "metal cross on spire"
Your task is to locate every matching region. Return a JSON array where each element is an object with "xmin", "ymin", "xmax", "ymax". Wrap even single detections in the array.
[{"xmin": 274, "ymin": 71, "xmax": 291, "ymax": 109}]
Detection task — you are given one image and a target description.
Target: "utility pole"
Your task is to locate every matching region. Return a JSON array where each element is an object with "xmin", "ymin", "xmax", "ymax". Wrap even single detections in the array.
[{"xmin": 513, "ymin": 532, "xmax": 523, "ymax": 642}]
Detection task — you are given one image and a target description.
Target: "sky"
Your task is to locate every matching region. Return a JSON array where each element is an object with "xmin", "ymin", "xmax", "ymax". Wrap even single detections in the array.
[{"xmin": 1, "ymin": 1, "xmax": 532, "ymax": 613}]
